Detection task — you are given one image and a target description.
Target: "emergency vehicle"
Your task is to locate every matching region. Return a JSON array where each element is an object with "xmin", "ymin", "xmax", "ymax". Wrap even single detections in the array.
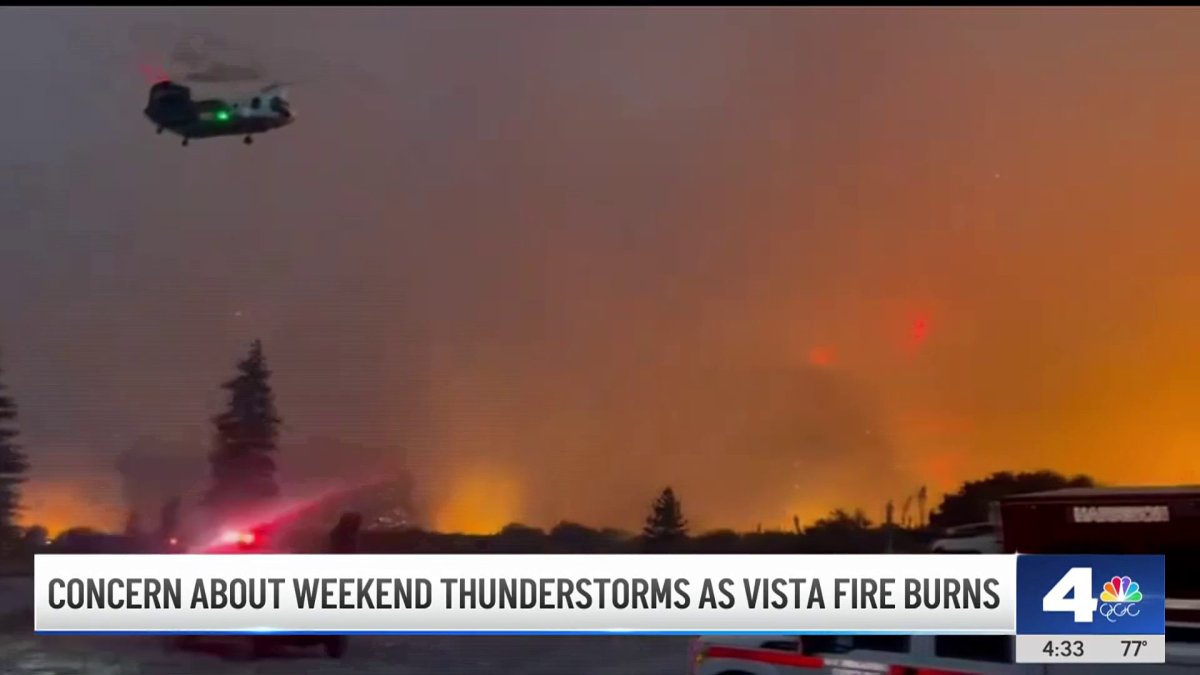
[
  {"xmin": 688, "ymin": 632, "xmax": 1199, "ymax": 674},
  {"xmin": 169, "ymin": 516, "xmax": 349, "ymax": 659},
  {"xmin": 998, "ymin": 486, "xmax": 1200, "ymax": 648},
  {"xmin": 688, "ymin": 485, "xmax": 1200, "ymax": 674}
]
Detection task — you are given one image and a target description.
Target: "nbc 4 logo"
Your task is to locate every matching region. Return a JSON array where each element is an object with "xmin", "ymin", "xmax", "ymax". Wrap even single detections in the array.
[{"xmin": 1043, "ymin": 568, "xmax": 1144, "ymax": 623}]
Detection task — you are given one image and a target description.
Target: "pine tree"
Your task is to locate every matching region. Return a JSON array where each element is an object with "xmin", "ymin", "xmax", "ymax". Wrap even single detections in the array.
[
  {"xmin": 643, "ymin": 487, "xmax": 688, "ymax": 543},
  {"xmin": 202, "ymin": 340, "xmax": 281, "ymax": 516},
  {"xmin": 0, "ymin": 361, "xmax": 28, "ymax": 545}
]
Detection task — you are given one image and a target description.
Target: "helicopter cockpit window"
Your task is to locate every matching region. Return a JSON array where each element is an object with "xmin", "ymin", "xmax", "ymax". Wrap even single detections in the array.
[
  {"xmin": 251, "ymin": 97, "xmax": 261, "ymax": 110},
  {"xmin": 269, "ymin": 96, "xmax": 289, "ymax": 114}
]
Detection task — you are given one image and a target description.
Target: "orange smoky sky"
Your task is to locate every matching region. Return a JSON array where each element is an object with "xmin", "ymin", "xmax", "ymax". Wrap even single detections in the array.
[
  {"xmin": 7, "ymin": 8, "xmax": 1200, "ymax": 534},
  {"xmin": 22, "ymin": 480, "xmax": 126, "ymax": 537}
]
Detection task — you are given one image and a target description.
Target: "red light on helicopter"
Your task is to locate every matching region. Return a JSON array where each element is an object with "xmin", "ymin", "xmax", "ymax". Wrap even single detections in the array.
[{"xmin": 138, "ymin": 63, "xmax": 170, "ymax": 85}]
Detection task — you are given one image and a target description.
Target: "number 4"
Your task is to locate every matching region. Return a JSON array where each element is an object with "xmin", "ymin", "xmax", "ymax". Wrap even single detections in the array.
[{"xmin": 1042, "ymin": 567, "xmax": 1098, "ymax": 623}]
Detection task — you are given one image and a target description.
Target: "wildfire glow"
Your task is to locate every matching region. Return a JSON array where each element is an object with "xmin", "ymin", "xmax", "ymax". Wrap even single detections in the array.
[
  {"xmin": 431, "ymin": 465, "xmax": 523, "ymax": 535},
  {"xmin": 18, "ymin": 480, "xmax": 125, "ymax": 537}
]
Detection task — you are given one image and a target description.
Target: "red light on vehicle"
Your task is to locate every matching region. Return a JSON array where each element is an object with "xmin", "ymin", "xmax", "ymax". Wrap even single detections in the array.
[
  {"xmin": 702, "ymin": 645, "xmax": 825, "ymax": 669},
  {"xmin": 168, "ymin": 537, "xmax": 178, "ymax": 546},
  {"xmin": 239, "ymin": 531, "xmax": 256, "ymax": 546}
]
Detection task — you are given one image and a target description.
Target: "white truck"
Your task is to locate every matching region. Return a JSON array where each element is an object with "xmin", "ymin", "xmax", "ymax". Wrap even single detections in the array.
[{"xmin": 929, "ymin": 523, "xmax": 1002, "ymax": 554}]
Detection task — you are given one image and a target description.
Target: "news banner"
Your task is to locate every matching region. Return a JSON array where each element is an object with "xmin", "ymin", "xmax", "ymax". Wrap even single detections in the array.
[{"xmin": 34, "ymin": 553, "xmax": 1165, "ymax": 664}]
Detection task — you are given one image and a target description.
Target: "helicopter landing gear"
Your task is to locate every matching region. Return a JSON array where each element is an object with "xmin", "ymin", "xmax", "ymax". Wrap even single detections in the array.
[
  {"xmin": 181, "ymin": 138, "xmax": 189, "ymax": 147},
  {"xmin": 243, "ymin": 135, "xmax": 254, "ymax": 145},
  {"xmin": 156, "ymin": 127, "xmax": 163, "ymax": 135}
]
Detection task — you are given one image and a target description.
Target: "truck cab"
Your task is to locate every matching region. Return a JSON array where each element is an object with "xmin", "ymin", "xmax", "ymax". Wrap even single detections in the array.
[
  {"xmin": 690, "ymin": 633, "xmax": 1200, "ymax": 674},
  {"xmin": 997, "ymin": 486, "xmax": 1200, "ymax": 664}
]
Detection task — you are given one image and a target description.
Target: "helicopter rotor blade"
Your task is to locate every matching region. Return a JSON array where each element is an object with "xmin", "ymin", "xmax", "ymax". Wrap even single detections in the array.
[{"xmin": 182, "ymin": 62, "xmax": 266, "ymax": 84}]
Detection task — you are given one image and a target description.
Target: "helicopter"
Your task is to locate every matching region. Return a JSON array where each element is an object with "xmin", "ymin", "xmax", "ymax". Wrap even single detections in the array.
[{"xmin": 144, "ymin": 79, "xmax": 295, "ymax": 146}]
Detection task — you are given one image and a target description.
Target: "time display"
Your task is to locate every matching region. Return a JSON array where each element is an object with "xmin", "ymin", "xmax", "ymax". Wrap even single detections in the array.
[
  {"xmin": 1042, "ymin": 639, "xmax": 1084, "ymax": 658},
  {"xmin": 1017, "ymin": 635, "xmax": 1162, "ymax": 663}
]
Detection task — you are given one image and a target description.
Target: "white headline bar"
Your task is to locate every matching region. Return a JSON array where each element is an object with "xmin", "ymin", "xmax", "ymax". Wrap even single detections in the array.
[{"xmin": 35, "ymin": 554, "xmax": 1016, "ymax": 634}]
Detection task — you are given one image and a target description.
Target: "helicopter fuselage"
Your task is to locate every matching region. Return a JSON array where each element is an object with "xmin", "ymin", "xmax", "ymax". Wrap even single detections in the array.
[{"xmin": 145, "ymin": 81, "xmax": 294, "ymax": 145}]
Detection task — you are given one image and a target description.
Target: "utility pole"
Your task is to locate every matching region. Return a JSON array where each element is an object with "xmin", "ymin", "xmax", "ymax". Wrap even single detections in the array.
[
  {"xmin": 917, "ymin": 485, "xmax": 928, "ymax": 529},
  {"xmin": 885, "ymin": 499, "xmax": 895, "ymax": 553}
]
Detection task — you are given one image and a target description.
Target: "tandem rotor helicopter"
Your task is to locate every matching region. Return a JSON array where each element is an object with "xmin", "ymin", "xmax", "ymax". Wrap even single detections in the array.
[
  {"xmin": 135, "ymin": 29, "xmax": 300, "ymax": 147},
  {"xmin": 130, "ymin": 23, "xmax": 375, "ymax": 147},
  {"xmin": 144, "ymin": 78, "xmax": 294, "ymax": 146}
]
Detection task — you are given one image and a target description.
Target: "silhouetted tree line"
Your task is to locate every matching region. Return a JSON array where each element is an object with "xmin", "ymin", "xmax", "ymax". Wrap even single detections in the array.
[
  {"xmin": 0, "ymin": 337, "xmax": 1106, "ymax": 560},
  {"xmin": 11, "ymin": 468, "xmax": 1104, "ymax": 558},
  {"xmin": 279, "ymin": 515, "xmax": 913, "ymax": 555},
  {"xmin": 272, "ymin": 472, "xmax": 1097, "ymax": 556},
  {"xmin": 928, "ymin": 470, "xmax": 1094, "ymax": 528}
]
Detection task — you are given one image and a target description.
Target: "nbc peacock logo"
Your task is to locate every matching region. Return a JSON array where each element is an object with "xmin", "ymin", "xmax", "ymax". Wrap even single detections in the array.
[
  {"xmin": 1101, "ymin": 576, "xmax": 1143, "ymax": 603},
  {"xmin": 1099, "ymin": 576, "xmax": 1143, "ymax": 623}
]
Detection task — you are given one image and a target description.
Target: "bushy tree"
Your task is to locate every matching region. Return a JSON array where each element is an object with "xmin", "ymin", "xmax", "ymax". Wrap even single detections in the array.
[
  {"xmin": 693, "ymin": 529, "xmax": 742, "ymax": 553},
  {"xmin": 802, "ymin": 508, "xmax": 880, "ymax": 553},
  {"xmin": 0, "ymin": 362, "xmax": 27, "ymax": 545},
  {"xmin": 21, "ymin": 524, "xmax": 48, "ymax": 552},
  {"xmin": 549, "ymin": 521, "xmax": 601, "ymax": 552},
  {"xmin": 930, "ymin": 470, "xmax": 1094, "ymax": 529},
  {"xmin": 496, "ymin": 523, "xmax": 546, "ymax": 552},
  {"xmin": 810, "ymin": 508, "xmax": 873, "ymax": 532},
  {"xmin": 202, "ymin": 340, "xmax": 282, "ymax": 516},
  {"xmin": 643, "ymin": 487, "xmax": 688, "ymax": 543}
]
